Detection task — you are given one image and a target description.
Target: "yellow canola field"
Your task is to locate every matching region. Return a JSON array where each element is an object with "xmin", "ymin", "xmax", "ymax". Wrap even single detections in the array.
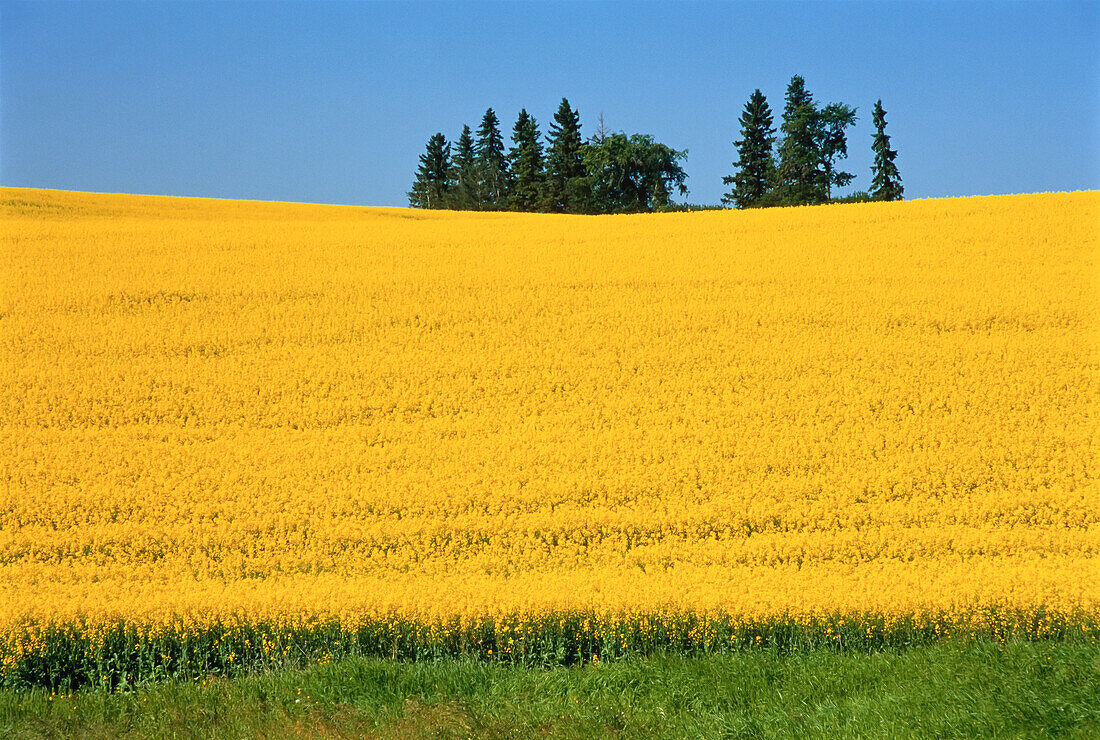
[{"xmin": 2, "ymin": 187, "xmax": 1098, "ymax": 631}]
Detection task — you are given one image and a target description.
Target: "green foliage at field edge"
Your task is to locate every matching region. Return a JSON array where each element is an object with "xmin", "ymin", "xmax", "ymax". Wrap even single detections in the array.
[
  {"xmin": 7, "ymin": 608, "xmax": 1091, "ymax": 693},
  {"xmin": 2, "ymin": 640, "xmax": 1098, "ymax": 739}
]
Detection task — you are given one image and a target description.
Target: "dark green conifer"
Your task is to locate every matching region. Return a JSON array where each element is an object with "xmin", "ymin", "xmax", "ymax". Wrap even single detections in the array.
[
  {"xmin": 407, "ymin": 132, "xmax": 452, "ymax": 209},
  {"xmin": 449, "ymin": 124, "xmax": 481, "ymax": 210},
  {"xmin": 775, "ymin": 75, "xmax": 826, "ymax": 205},
  {"xmin": 870, "ymin": 99, "xmax": 903, "ymax": 201},
  {"xmin": 506, "ymin": 109, "xmax": 545, "ymax": 212},
  {"xmin": 476, "ymin": 108, "xmax": 508, "ymax": 209},
  {"xmin": 543, "ymin": 98, "xmax": 588, "ymax": 213},
  {"xmin": 781, "ymin": 75, "xmax": 813, "ymax": 126},
  {"xmin": 722, "ymin": 89, "xmax": 776, "ymax": 208}
]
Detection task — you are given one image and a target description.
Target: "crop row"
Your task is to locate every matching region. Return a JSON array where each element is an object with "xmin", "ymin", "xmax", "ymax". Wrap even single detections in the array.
[{"xmin": 4, "ymin": 608, "xmax": 1095, "ymax": 691}]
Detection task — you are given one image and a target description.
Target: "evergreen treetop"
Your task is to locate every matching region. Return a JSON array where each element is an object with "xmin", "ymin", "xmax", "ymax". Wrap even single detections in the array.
[
  {"xmin": 782, "ymin": 76, "xmax": 813, "ymax": 124},
  {"xmin": 476, "ymin": 108, "xmax": 508, "ymax": 209},
  {"xmin": 407, "ymin": 132, "xmax": 452, "ymax": 210},
  {"xmin": 870, "ymin": 99, "xmax": 904, "ymax": 201},
  {"xmin": 450, "ymin": 124, "xmax": 480, "ymax": 210},
  {"xmin": 775, "ymin": 76, "xmax": 826, "ymax": 206},
  {"xmin": 507, "ymin": 109, "xmax": 545, "ymax": 212},
  {"xmin": 544, "ymin": 98, "xmax": 587, "ymax": 213},
  {"xmin": 722, "ymin": 89, "xmax": 776, "ymax": 208},
  {"xmin": 774, "ymin": 76, "xmax": 857, "ymax": 206}
]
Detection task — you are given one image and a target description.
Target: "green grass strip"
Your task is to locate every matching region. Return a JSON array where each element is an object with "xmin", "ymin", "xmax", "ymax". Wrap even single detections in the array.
[{"xmin": 2, "ymin": 640, "xmax": 1098, "ymax": 739}]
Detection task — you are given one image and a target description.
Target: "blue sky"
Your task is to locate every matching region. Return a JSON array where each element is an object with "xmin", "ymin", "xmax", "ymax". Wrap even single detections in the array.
[{"xmin": 2, "ymin": 1, "xmax": 1097, "ymax": 207}]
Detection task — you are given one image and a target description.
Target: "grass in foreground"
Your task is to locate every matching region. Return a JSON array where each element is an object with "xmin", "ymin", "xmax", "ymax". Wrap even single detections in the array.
[{"xmin": 2, "ymin": 640, "xmax": 1097, "ymax": 739}]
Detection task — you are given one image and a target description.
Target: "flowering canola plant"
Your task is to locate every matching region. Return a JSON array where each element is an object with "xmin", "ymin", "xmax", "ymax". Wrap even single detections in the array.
[{"xmin": 1, "ymin": 188, "xmax": 1097, "ymax": 687}]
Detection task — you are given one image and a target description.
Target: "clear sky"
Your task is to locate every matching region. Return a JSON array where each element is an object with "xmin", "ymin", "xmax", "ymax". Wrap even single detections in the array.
[{"xmin": 2, "ymin": 1, "xmax": 1098, "ymax": 207}]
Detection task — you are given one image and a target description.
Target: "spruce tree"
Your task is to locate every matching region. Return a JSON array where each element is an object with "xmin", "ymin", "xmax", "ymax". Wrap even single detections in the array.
[
  {"xmin": 407, "ymin": 132, "xmax": 452, "ymax": 209},
  {"xmin": 450, "ymin": 124, "xmax": 480, "ymax": 210},
  {"xmin": 722, "ymin": 89, "xmax": 776, "ymax": 208},
  {"xmin": 544, "ymin": 97, "xmax": 588, "ymax": 213},
  {"xmin": 476, "ymin": 108, "xmax": 508, "ymax": 209},
  {"xmin": 870, "ymin": 99, "xmax": 903, "ymax": 201},
  {"xmin": 775, "ymin": 75, "xmax": 826, "ymax": 206},
  {"xmin": 506, "ymin": 109, "xmax": 545, "ymax": 212},
  {"xmin": 782, "ymin": 75, "xmax": 813, "ymax": 120}
]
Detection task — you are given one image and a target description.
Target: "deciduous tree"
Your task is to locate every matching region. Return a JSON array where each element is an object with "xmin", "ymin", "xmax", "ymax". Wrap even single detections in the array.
[
  {"xmin": 585, "ymin": 133, "xmax": 687, "ymax": 213},
  {"xmin": 819, "ymin": 102, "xmax": 858, "ymax": 200}
]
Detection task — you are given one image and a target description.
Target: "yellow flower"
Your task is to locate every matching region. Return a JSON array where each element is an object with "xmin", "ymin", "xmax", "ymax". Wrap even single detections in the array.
[{"xmin": 0, "ymin": 187, "xmax": 1096, "ymax": 656}]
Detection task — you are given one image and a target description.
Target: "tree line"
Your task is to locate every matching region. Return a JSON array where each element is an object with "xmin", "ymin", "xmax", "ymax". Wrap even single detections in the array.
[
  {"xmin": 409, "ymin": 77, "xmax": 901, "ymax": 213},
  {"xmin": 409, "ymin": 98, "xmax": 688, "ymax": 214},
  {"xmin": 724, "ymin": 75, "xmax": 902, "ymax": 208}
]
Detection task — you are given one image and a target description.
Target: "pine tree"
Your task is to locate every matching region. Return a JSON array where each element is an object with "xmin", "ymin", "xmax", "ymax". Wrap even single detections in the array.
[
  {"xmin": 543, "ymin": 98, "xmax": 588, "ymax": 213},
  {"xmin": 476, "ymin": 108, "xmax": 508, "ymax": 209},
  {"xmin": 407, "ymin": 132, "xmax": 452, "ymax": 209},
  {"xmin": 775, "ymin": 75, "xmax": 826, "ymax": 206},
  {"xmin": 450, "ymin": 124, "xmax": 480, "ymax": 210},
  {"xmin": 722, "ymin": 89, "xmax": 776, "ymax": 208},
  {"xmin": 506, "ymin": 109, "xmax": 545, "ymax": 212},
  {"xmin": 870, "ymin": 99, "xmax": 903, "ymax": 201}
]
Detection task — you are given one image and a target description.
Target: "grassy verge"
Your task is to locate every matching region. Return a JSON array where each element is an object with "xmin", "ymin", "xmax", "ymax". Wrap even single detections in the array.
[{"xmin": 2, "ymin": 640, "xmax": 1097, "ymax": 739}]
